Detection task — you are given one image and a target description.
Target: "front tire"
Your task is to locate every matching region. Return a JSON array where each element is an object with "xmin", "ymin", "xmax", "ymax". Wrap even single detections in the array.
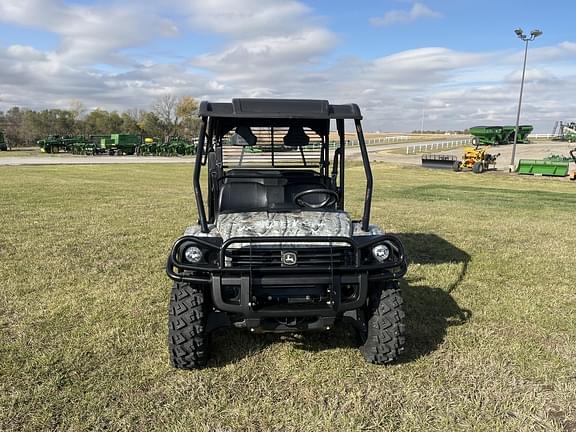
[
  {"xmin": 472, "ymin": 161, "xmax": 485, "ymax": 173},
  {"xmin": 168, "ymin": 282, "xmax": 209, "ymax": 369},
  {"xmin": 359, "ymin": 281, "xmax": 405, "ymax": 364}
]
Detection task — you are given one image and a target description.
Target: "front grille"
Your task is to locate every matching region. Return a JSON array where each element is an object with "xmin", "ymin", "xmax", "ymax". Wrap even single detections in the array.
[{"xmin": 225, "ymin": 246, "xmax": 353, "ymax": 268}]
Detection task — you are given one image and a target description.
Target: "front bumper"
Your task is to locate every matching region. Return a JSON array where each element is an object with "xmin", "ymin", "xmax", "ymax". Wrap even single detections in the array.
[{"xmin": 166, "ymin": 235, "xmax": 407, "ymax": 320}]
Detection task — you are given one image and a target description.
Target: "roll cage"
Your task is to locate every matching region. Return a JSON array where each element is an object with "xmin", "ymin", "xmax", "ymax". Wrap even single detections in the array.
[{"xmin": 193, "ymin": 99, "xmax": 374, "ymax": 232}]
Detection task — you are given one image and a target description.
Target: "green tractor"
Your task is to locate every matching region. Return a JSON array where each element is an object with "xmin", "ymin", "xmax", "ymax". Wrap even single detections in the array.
[{"xmin": 38, "ymin": 135, "xmax": 64, "ymax": 153}]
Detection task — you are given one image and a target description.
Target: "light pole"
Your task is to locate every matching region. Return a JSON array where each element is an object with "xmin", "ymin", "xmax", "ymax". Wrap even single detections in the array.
[{"xmin": 509, "ymin": 28, "xmax": 542, "ymax": 172}]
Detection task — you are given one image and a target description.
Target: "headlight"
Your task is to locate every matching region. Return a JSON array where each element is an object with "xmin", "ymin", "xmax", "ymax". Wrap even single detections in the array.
[
  {"xmin": 372, "ymin": 244, "xmax": 390, "ymax": 263},
  {"xmin": 184, "ymin": 246, "xmax": 203, "ymax": 263}
]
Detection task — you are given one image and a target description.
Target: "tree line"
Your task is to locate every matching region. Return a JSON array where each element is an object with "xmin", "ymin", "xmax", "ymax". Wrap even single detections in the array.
[{"xmin": 0, "ymin": 95, "xmax": 202, "ymax": 147}]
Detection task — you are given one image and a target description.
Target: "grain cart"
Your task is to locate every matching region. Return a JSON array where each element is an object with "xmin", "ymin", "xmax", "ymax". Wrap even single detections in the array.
[
  {"xmin": 513, "ymin": 125, "xmax": 534, "ymax": 143},
  {"xmin": 0, "ymin": 130, "xmax": 7, "ymax": 151},
  {"xmin": 109, "ymin": 134, "xmax": 140, "ymax": 155},
  {"xmin": 470, "ymin": 125, "xmax": 533, "ymax": 145},
  {"xmin": 452, "ymin": 145, "xmax": 500, "ymax": 173},
  {"xmin": 166, "ymin": 99, "xmax": 408, "ymax": 369}
]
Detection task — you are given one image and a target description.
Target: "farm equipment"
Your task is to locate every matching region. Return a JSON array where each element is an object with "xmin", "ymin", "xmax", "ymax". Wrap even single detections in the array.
[
  {"xmin": 421, "ymin": 154, "xmax": 459, "ymax": 169},
  {"xmin": 138, "ymin": 137, "xmax": 159, "ymax": 155},
  {"xmin": 452, "ymin": 146, "xmax": 500, "ymax": 173},
  {"xmin": 0, "ymin": 130, "xmax": 7, "ymax": 151},
  {"xmin": 516, "ymin": 159, "xmax": 569, "ymax": 177},
  {"xmin": 470, "ymin": 125, "xmax": 533, "ymax": 146},
  {"xmin": 166, "ymin": 98, "xmax": 408, "ymax": 369},
  {"xmin": 165, "ymin": 137, "xmax": 196, "ymax": 156},
  {"xmin": 100, "ymin": 134, "xmax": 140, "ymax": 155},
  {"xmin": 70, "ymin": 136, "xmax": 100, "ymax": 155},
  {"xmin": 551, "ymin": 121, "xmax": 576, "ymax": 141},
  {"xmin": 37, "ymin": 135, "xmax": 78, "ymax": 153},
  {"xmin": 544, "ymin": 154, "xmax": 572, "ymax": 162}
]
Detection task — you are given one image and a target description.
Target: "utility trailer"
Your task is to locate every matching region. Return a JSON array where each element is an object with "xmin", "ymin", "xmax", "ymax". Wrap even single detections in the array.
[{"xmin": 165, "ymin": 99, "xmax": 408, "ymax": 369}]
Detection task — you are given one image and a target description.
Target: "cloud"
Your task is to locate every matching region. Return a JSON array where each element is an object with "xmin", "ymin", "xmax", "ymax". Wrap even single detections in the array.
[
  {"xmin": 0, "ymin": 0, "xmax": 575, "ymax": 132},
  {"xmin": 370, "ymin": 2, "xmax": 442, "ymax": 27},
  {"xmin": 0, "ymin": 0, "xmax": 179, "ymax": 66},
  {"xmin": 6, "ymin": 45, "xmax": 47, "ymax": 61},
  {"xmin": 185, "ymin": 0, "xmax": 314, "ymax": 38}
]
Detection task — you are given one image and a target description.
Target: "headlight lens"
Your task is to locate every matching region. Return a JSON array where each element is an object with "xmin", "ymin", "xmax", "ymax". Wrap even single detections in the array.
[
  {"xmin": 372, "ymin": 244, "xmax": 390, "ymax": 263},
  {"xmin": 184, "ymin": 246, "xmax": 203, "ymax": 263}
]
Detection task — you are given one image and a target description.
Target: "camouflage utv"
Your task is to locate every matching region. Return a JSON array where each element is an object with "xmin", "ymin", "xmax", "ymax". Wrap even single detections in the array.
[{"xmin": 166, "ymin": 99, "xmax": 407, "ymax": 369}]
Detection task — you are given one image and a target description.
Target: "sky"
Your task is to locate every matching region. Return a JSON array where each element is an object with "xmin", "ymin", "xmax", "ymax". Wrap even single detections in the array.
[{"xmin": 0, "ymin": 0, "xmax": 575, "ymax": 132}]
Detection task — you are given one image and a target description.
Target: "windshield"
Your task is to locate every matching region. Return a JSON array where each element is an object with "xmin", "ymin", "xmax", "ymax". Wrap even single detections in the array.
[{"xmin": 221, "ymin": 126, "xmax": 324, "ymax": 169}]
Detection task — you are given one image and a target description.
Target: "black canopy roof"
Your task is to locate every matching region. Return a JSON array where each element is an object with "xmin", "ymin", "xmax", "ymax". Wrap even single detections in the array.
[{"xmin": 198, "ymin": 98, "xmax": 362, "ymax": 120}]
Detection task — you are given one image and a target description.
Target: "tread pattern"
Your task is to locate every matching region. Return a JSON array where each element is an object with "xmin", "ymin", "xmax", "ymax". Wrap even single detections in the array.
[
  {"xmin": 359, "ymin": 281, "xmax": 406, "ymax": 364},
  {"xmin": 168, "ymin": 282, "xmax": 209, "ymax": 369}
]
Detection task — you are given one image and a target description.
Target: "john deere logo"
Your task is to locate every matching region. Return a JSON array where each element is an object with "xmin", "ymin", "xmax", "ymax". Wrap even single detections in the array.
[{"xmin": 281, "ymin": 251, "xmax": 297, "ymax": 266}]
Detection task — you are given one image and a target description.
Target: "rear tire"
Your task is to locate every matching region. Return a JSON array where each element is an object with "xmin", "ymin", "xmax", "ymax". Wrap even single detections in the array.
[
  {"xmin": 359, "ymin": 281, "xmax": 405, "ymax": 364},
  {"xmin": 452, "ymin": 161, "xmax": 461, "ymax": 172},
  {"xmin": 168, "ymin": 282, "xmax": 209, "ymax": 369}
]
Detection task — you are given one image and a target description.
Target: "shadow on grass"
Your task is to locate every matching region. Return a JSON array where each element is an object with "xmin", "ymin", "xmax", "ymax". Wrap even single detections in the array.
[{"xmin": 208, "ymin": 233, "xmax": 472, "ymax": 367}]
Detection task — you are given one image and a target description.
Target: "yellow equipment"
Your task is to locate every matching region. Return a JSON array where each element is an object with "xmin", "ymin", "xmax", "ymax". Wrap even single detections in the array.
[{"xmin": 452, "ymin": 145, "xmax": 500, "ymax": 174}]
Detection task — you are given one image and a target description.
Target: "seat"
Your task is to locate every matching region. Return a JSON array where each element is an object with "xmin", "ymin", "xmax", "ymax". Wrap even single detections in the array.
[{"xmin": 217, "ymin": 169, "xmax": 334, "ymax": 213}]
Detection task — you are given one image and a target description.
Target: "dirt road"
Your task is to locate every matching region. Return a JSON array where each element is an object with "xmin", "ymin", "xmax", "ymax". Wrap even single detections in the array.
[{"xmin": 1, "ymin": 140, "xmax": 574, "ymax": 171}]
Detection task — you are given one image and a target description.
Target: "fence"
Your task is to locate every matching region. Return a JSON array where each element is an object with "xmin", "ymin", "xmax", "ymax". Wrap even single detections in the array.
[
  {"xmin": 529, "ymin": 133, "xmax": 555, "ymax": 139},
  {"xmin": 405, "ymin": 139, "xmax": 471, "ymax": 155}
]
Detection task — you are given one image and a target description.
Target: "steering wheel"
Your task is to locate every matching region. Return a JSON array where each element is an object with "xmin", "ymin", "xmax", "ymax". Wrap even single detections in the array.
[{"xmin": 293, "ymin": 189, "xmax": 339, "ymax": 209}]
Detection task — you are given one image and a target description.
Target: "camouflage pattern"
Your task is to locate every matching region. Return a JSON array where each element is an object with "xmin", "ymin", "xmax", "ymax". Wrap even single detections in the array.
[{"xmin": 183, "ymin": 211, "xmax": 384, "ymax": 243}]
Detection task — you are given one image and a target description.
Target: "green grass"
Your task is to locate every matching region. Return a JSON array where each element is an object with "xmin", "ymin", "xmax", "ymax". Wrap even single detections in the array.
[{"xmin": 1, "ymin": 163, "xmax": 575, "ymax": 431}]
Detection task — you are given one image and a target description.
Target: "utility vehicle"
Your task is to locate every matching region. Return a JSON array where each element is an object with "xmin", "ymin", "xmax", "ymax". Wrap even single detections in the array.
[{"xmin": 166, "ymin": 99, "xmax": 408, "ymax": 369}]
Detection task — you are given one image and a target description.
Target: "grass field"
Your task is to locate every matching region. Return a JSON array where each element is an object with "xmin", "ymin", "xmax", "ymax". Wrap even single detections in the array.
[{"xmin": 1, "ymin": 163, "xmax": 575, "ymax": 431}]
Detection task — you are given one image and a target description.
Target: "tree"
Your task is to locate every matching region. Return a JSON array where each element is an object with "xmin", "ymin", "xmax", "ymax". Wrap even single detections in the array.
[
  {"xmin": 175, "ymin": 96, "xmax": 201, "ymax": 139},
  {"xmin": 84, "ymin": 109, "xmax": 123, "ymax": 135},
  {"xmin": 120, "ymin": 112, "xmax": 141, "ymax": 135},
  {"xmin": 153, "ymin": 94, "xmax": 179, "ymax": 140},
  {"xmin": 4, "ymin": 107, "xmax": 26, "ymax": 146},
  {"xmin": 138, "ymin": 112, "xmax": 164, "ymax": 139}
]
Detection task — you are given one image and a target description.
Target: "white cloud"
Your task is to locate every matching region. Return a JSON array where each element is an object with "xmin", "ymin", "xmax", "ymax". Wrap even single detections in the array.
[
  {"xmin": 0, "ymin": 0, "xmax": 575, "ymax": 133},
  {"xmin": 370, "ymin": 2, "xmax": 442, "ymax": 27},
  {"xmin": 6, "ymin": 45, "xmax": 47, "ymax": 61},
  {"xmin": 0, "ymin": 0, "xmax": 179, "ymax": 66},
  {"xmin": 185, "ymin": 0, "xmax": 314, "ymax": 38}
]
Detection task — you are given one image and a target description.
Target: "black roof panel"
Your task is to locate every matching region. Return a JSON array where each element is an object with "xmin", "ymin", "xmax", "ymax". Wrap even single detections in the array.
[{"xmin": 198, "ymin": 98, "xmax": 362, "ymax": 119}]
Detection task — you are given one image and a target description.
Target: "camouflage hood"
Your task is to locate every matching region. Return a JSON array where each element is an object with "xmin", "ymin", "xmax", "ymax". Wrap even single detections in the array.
[{"xmin": 216, "ymin": 211, "xmax": 351, "ymax": 242}]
